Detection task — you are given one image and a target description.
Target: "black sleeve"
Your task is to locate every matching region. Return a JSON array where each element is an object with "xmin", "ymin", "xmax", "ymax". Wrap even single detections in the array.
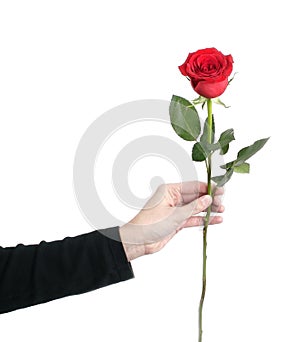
[{"xmin": 0, "ymin": 226, "xmax": 134, "ymax": 315}]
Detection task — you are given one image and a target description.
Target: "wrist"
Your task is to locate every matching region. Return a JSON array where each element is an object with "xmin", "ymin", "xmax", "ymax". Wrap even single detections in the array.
[{"xmin": 119, "ymin": 224, "xmax": 145, "ymax": 261}]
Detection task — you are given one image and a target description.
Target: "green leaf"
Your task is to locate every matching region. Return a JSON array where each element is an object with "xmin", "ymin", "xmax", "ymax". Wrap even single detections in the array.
[
  {"xmin": 234, "ymin": 162, "xmax": 250, "ymax": 173},
  {"xmin": 200, "ymin": 114, "xmax": 215, "ymax": 144},
  {"xmin": 220, "ymin": 137, "xmax": 269, "ymax": 170},
  {"xmin": 198, "ymin": 115, "xmax": 215, "ymax": 155},
  {"xmin": 208, "ymin": 128, "xmax": 235, "ymax": 154},
  {"xmin": 236, "ymin": 137, "xmax": 270, "ymax": 165},
  {"xmin": 220, "ymin": 161, "xmax": 235, "ymax": 170},
  {"xmin": 218, "ymin": 129, "xmax": 235, "ymax": 155},
  {"xmin": 192, "ymin": 142, "xmax": 207, "ymax": 162},
  {"xmin": 211, "ymin": 168, "xmax": 234, "ymax": 187},
  {"xmin": 169, "ymin": 95, "xmax": 201, "ymax": 141},
  {"xmin": 221, "ymin": 144, "xmax": 229, "ymax": 155}
]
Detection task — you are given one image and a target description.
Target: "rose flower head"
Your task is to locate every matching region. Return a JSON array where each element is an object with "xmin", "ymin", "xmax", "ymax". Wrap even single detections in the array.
[{"xmin": 179, "ymin": 47, "xmax": 233, "ymax": 99}]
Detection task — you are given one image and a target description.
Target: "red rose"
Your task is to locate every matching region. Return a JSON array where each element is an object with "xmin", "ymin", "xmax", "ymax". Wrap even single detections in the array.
[{"xmin": 179, "ymin": 47, "xmax": 233, "ymax": 99}]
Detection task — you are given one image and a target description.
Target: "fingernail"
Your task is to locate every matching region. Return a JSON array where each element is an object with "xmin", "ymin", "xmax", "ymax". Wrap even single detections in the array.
[
  {"xmin": 217, "ymin": 216, "xmax": 223, "ymax": 223},
  {"xmin": 200, "ymin": 195, "xmax": 212, "ymax": 206}
]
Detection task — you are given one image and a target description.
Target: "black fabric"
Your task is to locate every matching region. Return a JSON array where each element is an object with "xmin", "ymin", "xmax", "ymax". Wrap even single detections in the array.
[{"xmin": 0, "ymin": 227, "xmax": 134, "ymax": 314}]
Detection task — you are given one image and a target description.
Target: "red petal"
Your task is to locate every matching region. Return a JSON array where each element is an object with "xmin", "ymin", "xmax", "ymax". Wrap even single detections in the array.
[{"xmin": 192, "ymin": 78, "xmax": 229, "ymax": 99}]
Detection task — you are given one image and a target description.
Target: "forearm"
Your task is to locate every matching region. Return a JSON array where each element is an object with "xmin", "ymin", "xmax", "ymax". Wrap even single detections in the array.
[{"xmin": 0, "ymin": 227, "xmax": 134, "ymax": 314}]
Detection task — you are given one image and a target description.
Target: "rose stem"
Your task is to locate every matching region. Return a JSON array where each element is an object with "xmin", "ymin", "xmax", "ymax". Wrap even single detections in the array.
[{"xmin": 199, "ymin": 98, "xmax": 213, "ymax": 342}]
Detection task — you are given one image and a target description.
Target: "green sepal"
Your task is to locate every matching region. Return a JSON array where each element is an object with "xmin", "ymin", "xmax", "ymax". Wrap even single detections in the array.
[
  {"xmin": 192, "ymin": 96, "xmax": 207, "ymax": 106},
  {"xmin": 169, "ymin": 95, "xmax": 201, "ymax": 141},
  {"xmin": 228, "ymin": 72, "xmax": 238, "ymax": 85},
  {"xmin": 212, "ymin": 98, "xmax": 230, "ymax": 108}
]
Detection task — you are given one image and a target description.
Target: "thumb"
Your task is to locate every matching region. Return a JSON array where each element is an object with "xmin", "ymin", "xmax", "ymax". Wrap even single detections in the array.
[
  {"xmin": 183, "ymin": 195, "xmax": 212, "ymax": 216},
  {"xmin": 170, "ymin": 195, "xmax": 212, "ymax": 230}
]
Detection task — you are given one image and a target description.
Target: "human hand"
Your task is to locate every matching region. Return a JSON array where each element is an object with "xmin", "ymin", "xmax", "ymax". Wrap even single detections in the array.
[{"xmin": 119, "ymin": 181, "xmax": 224, "ymax": 261}]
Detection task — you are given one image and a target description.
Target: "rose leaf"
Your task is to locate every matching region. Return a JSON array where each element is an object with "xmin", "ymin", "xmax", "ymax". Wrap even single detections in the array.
[{"xmin": 169, "ymin": 95, "xmax": 201, "ymax": 141}]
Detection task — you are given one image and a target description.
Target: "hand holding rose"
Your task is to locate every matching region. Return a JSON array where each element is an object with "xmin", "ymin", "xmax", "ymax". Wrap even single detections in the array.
[{"xmin": 119, "ymin": 181, "xmax": 224, "ymax": 261}]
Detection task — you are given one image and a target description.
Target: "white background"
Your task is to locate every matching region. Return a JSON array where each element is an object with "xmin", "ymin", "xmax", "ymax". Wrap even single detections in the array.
[{"xmin": 0, "ymin": 0, "xmax": 299, "ymax": 341}]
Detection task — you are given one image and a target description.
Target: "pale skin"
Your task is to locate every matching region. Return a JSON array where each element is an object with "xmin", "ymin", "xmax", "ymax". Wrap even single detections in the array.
[{"xmin": 119, "ymin": 181, "xmax": 224, "ymax": 261}]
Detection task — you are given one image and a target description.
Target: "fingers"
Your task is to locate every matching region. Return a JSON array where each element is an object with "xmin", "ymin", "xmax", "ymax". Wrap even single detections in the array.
[
  {"xmin": 186, "ymin": 196, "xmax": 225, "ymax": 213},
  {"xmin": 211, "ymin": 184, "xmax": 225, "ymax": 196},
  {"xmin": 166, "ymin": 195, "xmax": 211, "ymax": 235},
  {"xmin": 179, "ymin": 192, "xmax": 224, "ymax": 229},
  {"xmin": 183, "ymin": 194, "xmax": 225, "ymax": 216},
  {"xmin": 187, "ymin": 195, "xmax": 213, "ymax": 215},
  {"xmin": 178, "ymin": 180, "xmax": 209, "ymax": 196},
  {"xmin": 182, "ymin": 215, "xmax": 223, "ymax": 228},
  {"xmin": 210, "ymin": 204, "xmax": 225, "ymax": 213},
  {"xmin": 183, "ymin": 193, "xmax": 224, "ymax": 211},
  {"xmin": 169, "ymin": 181, "xmax": 224, "ymax": 204},
  {"xmin": 208, "ymin": 195, "xmax": 225, "ymax": 213}
]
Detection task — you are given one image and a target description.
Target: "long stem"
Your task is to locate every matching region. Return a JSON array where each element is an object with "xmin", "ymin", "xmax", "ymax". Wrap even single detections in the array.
[{"xmin": 199, "ymin": 98, "xmax": 213, "ymax": 342}]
